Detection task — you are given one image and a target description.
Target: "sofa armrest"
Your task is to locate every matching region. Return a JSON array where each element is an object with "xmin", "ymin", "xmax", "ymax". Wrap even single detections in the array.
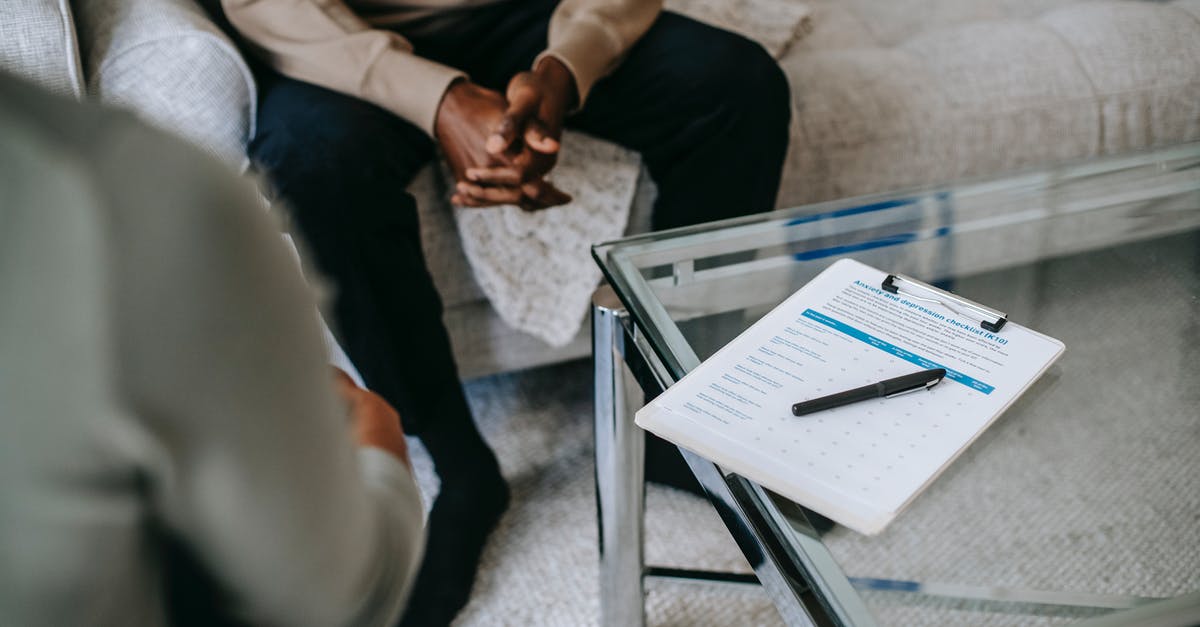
[
  {"xmin": 73, "ymin": 0, "xmax": 255, "ymax": 167},
  {"xmin": 0, "ymin": 1, "xmax": 85, "ymax": 98}
]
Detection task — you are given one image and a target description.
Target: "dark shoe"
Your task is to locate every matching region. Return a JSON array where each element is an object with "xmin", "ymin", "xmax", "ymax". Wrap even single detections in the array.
[{"xmin": 397, "ymin": 471, "xmax": 510, "ymax": 627}]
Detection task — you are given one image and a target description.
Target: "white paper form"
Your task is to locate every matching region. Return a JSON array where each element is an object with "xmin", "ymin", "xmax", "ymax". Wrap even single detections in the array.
[{"xmin": 638, "ymin": 258, "xmax": 1064, "ymax": 533}]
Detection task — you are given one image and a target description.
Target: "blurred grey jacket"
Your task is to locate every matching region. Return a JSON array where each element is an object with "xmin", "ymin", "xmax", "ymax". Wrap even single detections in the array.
[{"xmin": 0, "ymin": 73, "xmax": 424, "ymax": 627}]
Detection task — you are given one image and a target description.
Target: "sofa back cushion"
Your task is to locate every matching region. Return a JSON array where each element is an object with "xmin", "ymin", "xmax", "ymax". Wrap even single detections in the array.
[
  {"xmin": 777, "ymin": 0, "xmax": 1200, "ymax": 206},
  {"xmin": 0, "ymin": 0, "xmax": 85, "ymax": 98}
]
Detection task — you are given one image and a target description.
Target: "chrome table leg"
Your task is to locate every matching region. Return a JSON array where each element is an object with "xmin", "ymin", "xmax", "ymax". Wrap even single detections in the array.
[{"xmin": 593, "ymin": 286, "xmax": 646, "ymax": 627}]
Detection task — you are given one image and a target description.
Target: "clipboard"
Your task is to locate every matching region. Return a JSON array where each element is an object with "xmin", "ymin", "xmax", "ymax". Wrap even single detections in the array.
[
  {"xmin": 882, "ymin": 273, "xmax": 1008, "ymax": 332},
  {"xmin": 634, "ymin": 258, "xmax": 1065, "ymax": 534}
]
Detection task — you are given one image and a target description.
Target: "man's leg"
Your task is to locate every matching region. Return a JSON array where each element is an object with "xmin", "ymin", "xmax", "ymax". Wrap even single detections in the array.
[
  {"xmin": 569, "ymin": 12, "xmax": 792, "ymax": 229},
  {"xmin": 250, "ymin": 75, "xmax": 510, "ymax": 626},
  {"xmin": 568, "ymin": 12, "xmax": 793, "ymax": 487}
]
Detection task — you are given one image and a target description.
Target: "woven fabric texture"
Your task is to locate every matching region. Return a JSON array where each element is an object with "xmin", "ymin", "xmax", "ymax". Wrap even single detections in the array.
[
  {"xmin": 449, "ymin": 132, "xmax": 640, "ymax": 347},
  {"xmin": 776, "ymin": 0, "xmax": 1200, "ymax": 207},
  {"xmin": 0, "ymin": 1, "xmax": 84, "ymax": 98},
  {"xmin": 72, "ymin": 0, "xmax": 256, "ymax": 166},
  {"xmin": 662, "ymin": 0, "xmax": 812, "ymax": 58}
]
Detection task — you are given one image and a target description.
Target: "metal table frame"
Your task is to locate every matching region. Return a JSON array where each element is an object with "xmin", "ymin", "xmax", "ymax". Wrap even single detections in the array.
[
  {"xmin": 592, "ymin": 285, "xmax": 873, "ymax": 627},
  {"xmin": 585, "ymin": 145, "xmax": 1200, "ymax": 624},
  {"xmin": 588, "ymin": 143, "xmax": 1200, "ymax": 627},
  {"xmin": 592, "ymin": 282, "xmax": 1200, "ymax": 627}
]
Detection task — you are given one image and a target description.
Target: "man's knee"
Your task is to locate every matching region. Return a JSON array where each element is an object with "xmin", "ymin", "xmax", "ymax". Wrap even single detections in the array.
[
  {"xmin": 743, "ymin": 42, "xmax": 791, "ymax": 127},
  {"xmin": 652, "ymin": 15, "xmax": 791, "ymax": 133},
  {"xmin": 704, "ymin": 30, "xmax": 790, "ymax": 130}
]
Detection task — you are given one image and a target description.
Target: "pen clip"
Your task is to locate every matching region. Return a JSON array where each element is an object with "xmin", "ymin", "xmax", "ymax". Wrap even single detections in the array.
[
  {"xmin": 884, "ymin": 378, "xmax": 941, "ymax": 398},
  {"xmin": 881, "ymin": 274, "xmax": 1008, "ymax": 332}
]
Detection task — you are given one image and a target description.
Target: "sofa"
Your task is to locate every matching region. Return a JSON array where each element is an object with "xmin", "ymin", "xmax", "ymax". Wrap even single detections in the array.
[{"xmin": 5, "ymin": 0, "xmax": 1199, "ymax": 379}]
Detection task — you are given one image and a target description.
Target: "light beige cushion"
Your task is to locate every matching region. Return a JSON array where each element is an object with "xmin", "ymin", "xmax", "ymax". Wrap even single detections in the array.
[
  {"xmin": 1042, "ymin": 2, "xmax": 1200, "ymax": 153},
  {"xmin": 72, "ymin": 0, "xmax": 256, "ymax": 166},
  {"xmin": 0, "ymin": 1, "xmax": 84, "ymax": 98},
  {"xmin": 663, "ymin": 0, "xmax": 813, "ymax": 57},
  {"xmin": 777, "ymin": 0, "xmax": 1200, "ymax": 206}
]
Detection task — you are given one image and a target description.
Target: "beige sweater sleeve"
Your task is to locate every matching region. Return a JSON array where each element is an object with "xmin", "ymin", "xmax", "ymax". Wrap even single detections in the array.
[
  {"xmin": 222, "ymin": 0, "xmax": 465, "ymax": 136},
  {"xmin": 222, "ymin": 0, "xmax": 662, "ymax": 134},
  {"xmin": 539, "ymin": 0, "xmax": 663, "ymax": 106}
]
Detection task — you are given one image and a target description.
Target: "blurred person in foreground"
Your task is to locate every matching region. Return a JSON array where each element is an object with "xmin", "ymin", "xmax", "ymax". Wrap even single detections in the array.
[
  {"xmin": 210, "ymin": 0, "xmax": 792, "ymax": 621},
  {"xmin": 0, "ymin": 72, "xmax": 424, "ymax": 627}
]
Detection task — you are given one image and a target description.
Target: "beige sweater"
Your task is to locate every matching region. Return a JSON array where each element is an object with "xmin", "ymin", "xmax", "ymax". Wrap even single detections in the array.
[{"xmin": 222, "ymin": 0, "xmax": 663, "ymax": 136}]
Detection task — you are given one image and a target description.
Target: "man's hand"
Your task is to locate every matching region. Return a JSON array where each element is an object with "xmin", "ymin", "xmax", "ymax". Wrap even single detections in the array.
[
  {"xmin": 451, "ymin": 57, "xmax": 578, "ymax": 210},
  {"xmin": 435, "ymin": 79, "xmax": 570, "ymax": 211},
  {"xmin": 332, "ymin": 368, "xmax": 410, "ymax": 467}
]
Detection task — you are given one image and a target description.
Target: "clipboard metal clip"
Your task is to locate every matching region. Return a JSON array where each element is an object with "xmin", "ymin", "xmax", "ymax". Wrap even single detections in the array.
[{"xmin": 881, "ymin": 273, "xmax": 1008, "ymax": 332}]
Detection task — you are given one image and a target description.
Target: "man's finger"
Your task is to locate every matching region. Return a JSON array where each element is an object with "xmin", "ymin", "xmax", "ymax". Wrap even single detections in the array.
[
  {"xmin": 524, "ymin": 118, "xmax": 560, "ymax": 154},
  {"xmin": 488, "ymin": 74, "xmax": 540, "ymax": 155},
  {"xmin": 457, "ymin": 181, "xmax": 524, "ymax": 204},
  {"xmin": 466, "ymin": 166, "xmax": 523, "ymax": 186},
  {"xmin": 451, "ymin": 193, "xmax": 491, "ymax": 208},
  {"xmin": 519, "ymin": 179, "xmax": 572, "ymax": 210},
  {"xmin": 331, "ymin": 367, "xmax": 359, "ymax": 390}
]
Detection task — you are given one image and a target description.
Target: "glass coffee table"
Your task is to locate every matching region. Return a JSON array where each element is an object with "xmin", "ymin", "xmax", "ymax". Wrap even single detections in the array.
[{"xmin": 590, "ymin": 143, "xmax": 1200, "ymax": 626}]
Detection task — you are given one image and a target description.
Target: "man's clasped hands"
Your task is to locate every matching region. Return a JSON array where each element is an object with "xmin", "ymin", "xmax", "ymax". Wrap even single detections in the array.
[{"xmin": 435, "ymin": 56, "xmax": 578, "ymax": 211}]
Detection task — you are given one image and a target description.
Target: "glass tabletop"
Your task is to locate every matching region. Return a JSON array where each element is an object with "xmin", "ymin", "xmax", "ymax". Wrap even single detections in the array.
[{"xmin": 593, "ymin": 143, "xmax": 1200, "ymax": 626}]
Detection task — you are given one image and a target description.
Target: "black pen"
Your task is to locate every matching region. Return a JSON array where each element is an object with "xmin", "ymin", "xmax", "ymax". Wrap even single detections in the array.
[{"xmin": 791, "ymin": 368, "xmax": 947, "ymax": 416}]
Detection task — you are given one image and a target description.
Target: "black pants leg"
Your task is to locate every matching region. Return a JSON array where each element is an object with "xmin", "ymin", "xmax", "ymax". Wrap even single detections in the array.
[
  {"xmin": 250, "ymin": 75, "xmax": 510, "ymax": 627},
  {"xmin": 252, "ymin": 77, "xmax": 435, "ymax": 429},
  {"xmin": 251, "ymin": 75, "xmax": 498, "ymax": 462},
  {"xmin": 571, "ymin": 13, "xmax": 793, "ymax": 489},
  {"xmin": 571, "ymin": 13, "xmax": 793, "ymax": 228}
]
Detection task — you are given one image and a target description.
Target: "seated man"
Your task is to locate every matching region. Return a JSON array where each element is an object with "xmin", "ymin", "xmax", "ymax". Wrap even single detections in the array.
[
  {"xmin": 0, "ymin": 72, "xmax": 424, "ymax": 627},
  {"xmin": 217, "ymin": 0, "xmax": 791, "ymax": 623}
]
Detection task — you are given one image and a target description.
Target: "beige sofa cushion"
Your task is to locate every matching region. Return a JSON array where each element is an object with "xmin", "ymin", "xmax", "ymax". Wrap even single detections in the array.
[
  {"xmin": 662, "ymin": 0, "xmax": 813, "ymax": 57},
  {"xmin": 778, "ymin": 0, "xmax": 1200, "ymax": 206},
  {"xmin": 0, "ymin": 1, "xmax": 84, "ymax": 98},
  {"xmin": 1042, "ymin": 2, "xmax": 1200, "ymax": 153},
  {"xmin": 72, "ymin": 0, "xmax": 256, "ymax": 166}
]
